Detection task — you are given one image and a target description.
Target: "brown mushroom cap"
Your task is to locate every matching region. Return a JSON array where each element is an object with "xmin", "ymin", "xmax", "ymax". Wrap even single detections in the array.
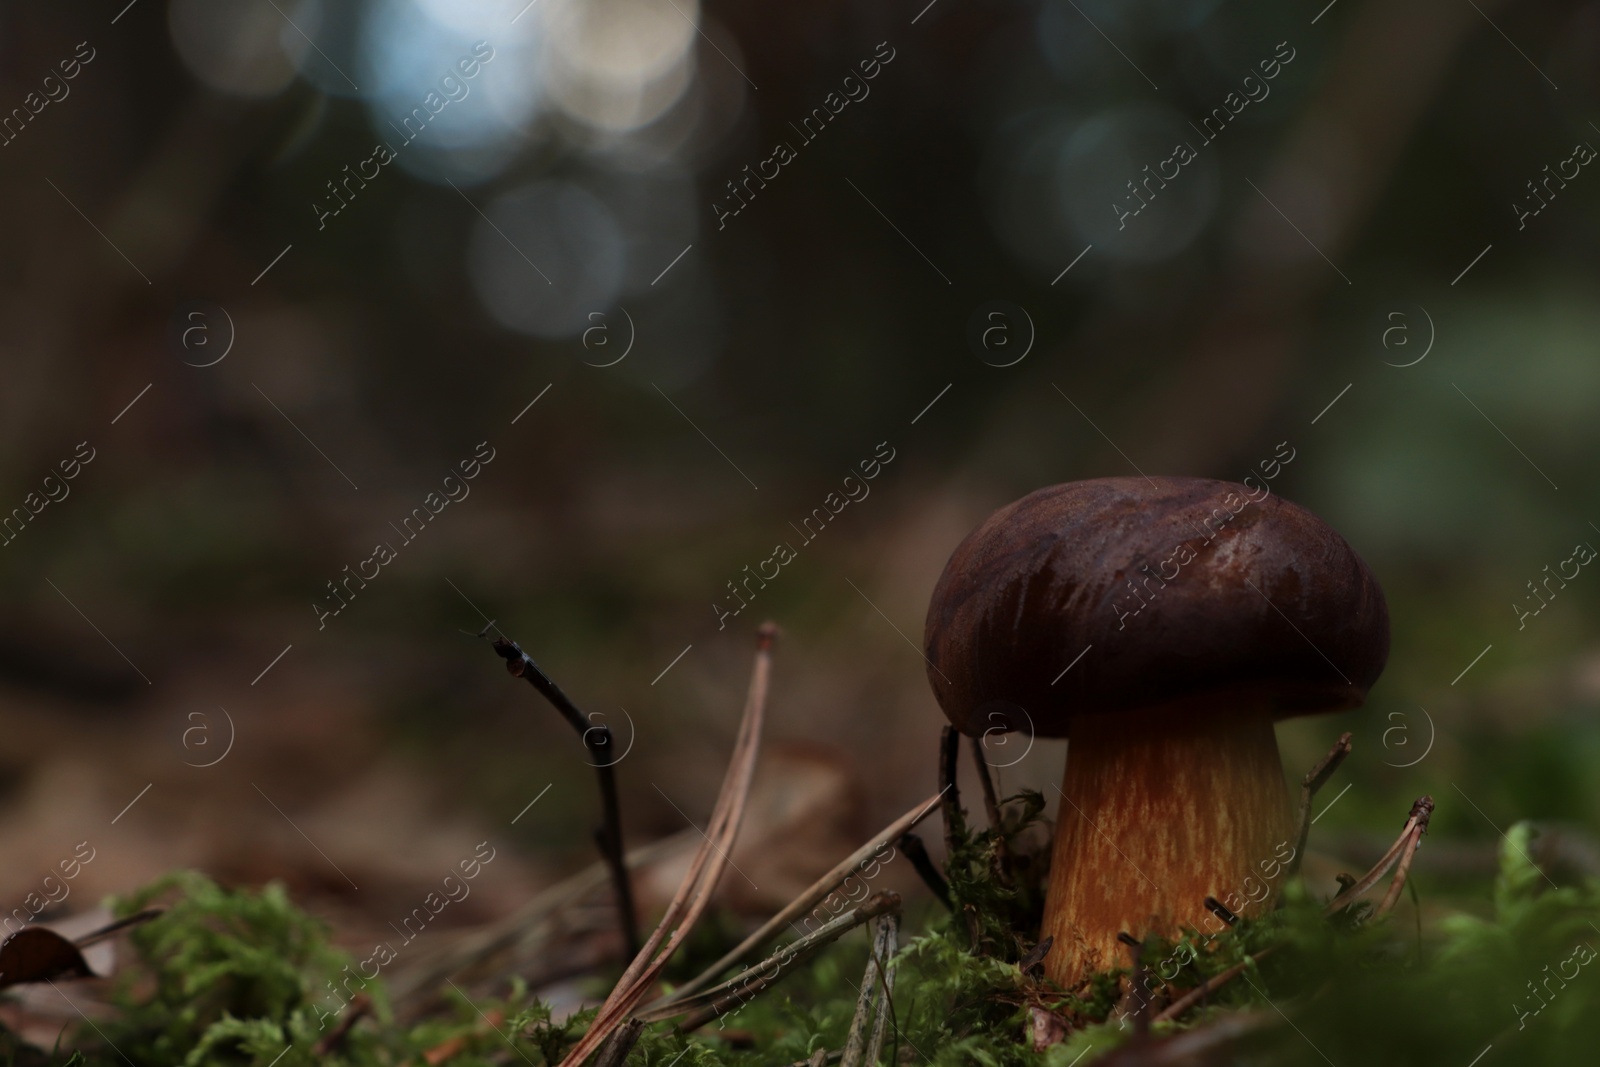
[{"xmin": 924, "ymin": 476, "xmax": 1389, "ymax": 738}]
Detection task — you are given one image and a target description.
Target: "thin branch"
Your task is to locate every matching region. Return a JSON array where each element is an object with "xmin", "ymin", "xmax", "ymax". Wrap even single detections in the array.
[
  {"xmin": 1203, "ymin": 896, "xmax": 1238, "ymax": 927},
  {"xmin": 591, "ymin": 1019, "xmax": 644, "ymax": 1067},
  {"xmin": 71, "ymin": 908, "xmax": 163, "ymax": 949},
  {"xmin": 967, "ymin": 733, "xmax": 1003, "ymax": 829},
  {"xmin": 1373, "ymin": 826, "xmax": 1426, "ymax": 918},
  {"xmin": 862, "ymin": 913, "xmax": 901, "ymax": 1067},
  {"xmin": 389, "ymin": 832, "xmax": 686, "ymax": 1012},
  {"xmin": 312, "ymin": 993, "xmax": 372, "ymax": 1057},
  {"xmin": 841, "ymin": 913, "xmax": 899, "ymax": 1067},
  {"xmin": 1374, "ymin": 795, "xmax": 1435, "ymax": 918},
  {"xmin": 556, "ymin": 624, "xmax": 777, "ymax": 1067},
  {"xmin": 1288, "ymin": 731, "xmax": 1352, "ymax": 877},
  {"xmin": 967, "ymin": 735, "xmax": 1011, "ymax": 885},
  {"xmin": 896, "ymin": 832, "xmax": 951, "ymax": 909},
  {"xmin": 660, "ymin": 892, "xmax": 901, "ymax": 1031},
  {"xmin": 649, "ymin": 789, "xmax": 944, "ymax": 1009},
  {"xmin": 1323, "ymin": 795, "xmax": 1433, "ymax": 916},
  {"xmin": 490, "ymin": 633, "xmax": 640, "ymax": 960},
  {"xmin": 939, "ymin": 726, "xmax": 963, "ymax": 858},
  {"xmin": 1017, "ymin": 935, "xmax": 1053, "ymax": 974},
  {"xmin": 1153, "ymin": 948, "xmax": 1277, "ymax": 1023}
]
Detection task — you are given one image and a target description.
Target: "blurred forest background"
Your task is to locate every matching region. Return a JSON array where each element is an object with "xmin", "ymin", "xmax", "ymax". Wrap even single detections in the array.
[{"xmin": 1, "ymin": 0, "xmax": 1599, "ymax": 1007}]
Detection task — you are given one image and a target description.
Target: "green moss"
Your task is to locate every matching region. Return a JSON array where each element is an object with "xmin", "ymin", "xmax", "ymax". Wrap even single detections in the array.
[
  {"xmin": 32, "ymin": 813, "xmax": 1600, "ymax": 1066},
  {"xmin": 100, "ymin": 871, "xmax": 383, "ymax": 1066}
]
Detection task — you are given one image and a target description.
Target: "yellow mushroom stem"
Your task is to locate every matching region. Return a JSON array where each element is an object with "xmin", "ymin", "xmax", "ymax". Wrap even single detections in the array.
[{"xmin": 1040, "ymin": 694, "xmax": 1294, "ymax": 990}]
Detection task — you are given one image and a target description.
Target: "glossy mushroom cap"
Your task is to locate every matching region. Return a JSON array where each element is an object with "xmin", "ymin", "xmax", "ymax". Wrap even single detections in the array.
[{"xmin": 923, "ymin": 476, "xmax": 1389, "ymax": 738}]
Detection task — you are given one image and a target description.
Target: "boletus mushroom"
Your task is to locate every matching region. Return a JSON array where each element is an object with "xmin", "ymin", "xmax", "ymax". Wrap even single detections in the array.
[{"xmin": 923, "ymin": 476, "xmax": 1388, "ymax": 988}]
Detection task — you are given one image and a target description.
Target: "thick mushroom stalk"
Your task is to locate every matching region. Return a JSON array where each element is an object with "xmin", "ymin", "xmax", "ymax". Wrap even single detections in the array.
[
  {"xmin": 1045, "ymin": 696, "xmax": 1292, "ymax": 984},
  {"xmin": 923, "ymin": 477, "xmax": 1388, "ymax": 990}
]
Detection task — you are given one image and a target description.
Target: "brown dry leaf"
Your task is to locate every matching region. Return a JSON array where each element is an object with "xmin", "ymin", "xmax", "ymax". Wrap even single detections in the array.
[{"xmin": 0, "ymin": 927, "xmax": 95, "ymax": 989}]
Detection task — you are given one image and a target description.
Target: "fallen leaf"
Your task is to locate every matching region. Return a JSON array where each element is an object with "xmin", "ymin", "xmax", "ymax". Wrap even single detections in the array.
[{"xmin": 0, "ymin": 928, "xmax": 95, "ymax": 989}]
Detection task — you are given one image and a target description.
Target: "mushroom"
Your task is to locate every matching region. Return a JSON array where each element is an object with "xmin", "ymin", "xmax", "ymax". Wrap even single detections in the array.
[{"xmin": 922, "ymin": 476, "xmax": 1388, "ymax": 988}]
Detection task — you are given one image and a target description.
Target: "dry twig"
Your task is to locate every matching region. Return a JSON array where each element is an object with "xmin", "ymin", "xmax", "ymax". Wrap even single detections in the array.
[
  {"xmin": 556, "ymin": 624, "xmax": 777, "ymax": 1067},
  {"xmin": 939, "ymin": 726, "xmax": 963, "ymax": 857},
  {"xmin": 1152, "ymin": 948, "xmax": 1277, "ymax": 1024},
  {"xmin": 966, "ymin": 735, "xmax": 1011, "ymax": 882},
  {"xmin": 70, "ymin": 908, "xmax": 164, "ymax": 949},
  {"xmin": 391, "ymin": 832, "xmax": 686, "ymax": 1012},
  {"xmin": 591, "ymin": 1020, "xmax": 644, "ymax": 1067},
  {"xmin": 967, "ymin": 734, "xmax": 1003, "ymax": 830},
  {"xmin": 1324, "ymin": 795, "xmax": 1434, "ymax": 916},
  {"xmin": 312, "ymin": 993, "xmax": 372, "ymax": 1057},
  {"xmin": 421, "ymin": 1007, "xmax": 503, "ymax": 1065},
  {"xmin": 896, "ymin": 831, "xmax": 950, "ymax": 909},
  {"xmin": 1374, "ymin": 833, "xmax": 1424, "ymax": 918},
  {"xmin": 795, "ymin": 1051, "xmax": 840, "ymax": 1067},
  {"xmin": 1203, "ymin": 897, "xmax": 1237, "ymax": 927},
  {"xmin": 1017, "ymin": 935, "xmax": 1053, "ymax": 974},
  {"xmin": 862, "ymin": 913, "xmax": 901, "ymax": 1067},
  {"xmin": 1288, "ymin": 732, "xmax": 1352, "ymax": 877},
  {"xmin": 641, "ymin": 892, "xmax": 900, "ymax": 1030},
  {"xmin": 490, "ymin": 631, "xmax": 640, "ymax": 960},
  {"xmin": 840, "ymin": 912, "xmax": 899, "ymax": 1067},
  {"xmin": 650, "ymin": 789, "xmax": 944, "ymax": 1009}
]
